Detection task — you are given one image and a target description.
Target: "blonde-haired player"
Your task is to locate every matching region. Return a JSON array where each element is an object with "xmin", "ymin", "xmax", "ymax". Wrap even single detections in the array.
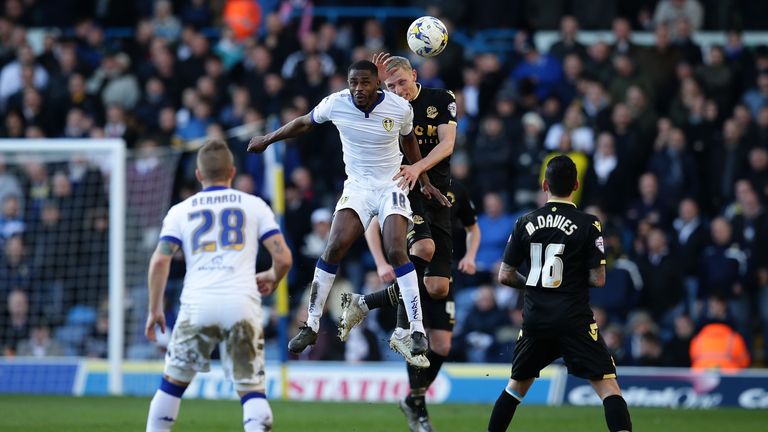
[{"xmin": 145, "ymin": 139, "xmax": 292, "ymax": 432}]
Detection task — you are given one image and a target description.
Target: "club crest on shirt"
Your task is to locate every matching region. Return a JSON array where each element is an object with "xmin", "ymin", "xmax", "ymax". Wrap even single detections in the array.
[
  {"xmin": 382, "ymin": 117, "xmax": 394, "ymax": 131},
  {"xmin": 413, "ymin": 215, "xmax": 425, "ymax": 224},
  {"xmin": 426, "ymin": 106, "xmax": 438, "ymax": 119},
  {"xmin": 446, "ymin": 191, "xmax": 456, "ymax": 204}
]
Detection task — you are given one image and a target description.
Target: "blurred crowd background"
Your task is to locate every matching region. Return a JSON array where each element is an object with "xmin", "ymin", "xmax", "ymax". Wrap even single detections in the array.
[{"xmin": 0, "ymin": 0, "xmax": 767, "ymax": 370}]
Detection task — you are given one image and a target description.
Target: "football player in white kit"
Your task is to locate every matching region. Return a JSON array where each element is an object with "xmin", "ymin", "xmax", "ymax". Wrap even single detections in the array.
[
  {"xmin": 144, "ymin": 140, "xmax": 292, "ymax": 432},
  {"xmin": 247, "ymin": 60, "xmax": 450, "ymax": 361}
]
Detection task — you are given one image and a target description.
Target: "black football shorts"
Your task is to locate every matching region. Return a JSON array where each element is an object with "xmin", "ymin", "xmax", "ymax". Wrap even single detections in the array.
[
  {"xmin": 407, "ymin": 190, "xmax": 453, "ymax": 278},
  {"xmin": 509, "ymin": 322, "xmax": 617, "ymax": 381}
]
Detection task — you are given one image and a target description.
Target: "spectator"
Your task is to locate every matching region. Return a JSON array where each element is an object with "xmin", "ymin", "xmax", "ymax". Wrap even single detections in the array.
[
  {"xmin": 583, "ymin": 133, "xmax": 626, "ymax": 214},
  {"xmin": 590, "ymin": 227, "xmax": 642, "ymax": 323},
  {"xmin": 511, "ymin": 112, "xmax": 546, "ymax": 207},
  {"xmin": 611, "ymin": 17, "xmax": 641, "ymax": 60},
  {"xmin": 475, "ymin": 192, "xmax": 515, "ymax": 277},
  {"xmin": 747, "ymin": 147, "xmax": 768, "ymax": 203},
  {"xmin": 16, "ymin": 321, "xmax": 64, "ymax": 357},
  {"xmin": 151, "ymin": 0, "xmax": 181, "ymax": 42},
  {"xmin": 663, "ymin": 314, "xmax": 695, "ymax": 366},
  {"xmin": 742, "ymin": 72, "xmax": 768, "ymax": 118},
  {"xmin": 0, "ymin": 195, "xmax": 25, "ymax": 240},
  {"xmin": 696, "ymin": 46, "xmax": 734, "ymax": 112},
  {"xmin": 86, "ymin": 52, "xmax": 140, "ymax": 110},
  {"xmin": 545, "ymin": 103, "xmax": 595, "ymax": 154},
  {"xmin": 672, "ymin": 19, "xmax": 703, "ymax": 65},
  {"xmin": 690, "ymin": 295, "xmax": 750, "ymax": 371},
  {"xmin": 472, "ymin": 116, "xmax": 511, "ymax": 196},
  {"xmin": 654, "ymin": 0, "xmax": 704, "ymax": 31},
  {"xmin": 549, "ymin": 16, "xmax": 587, "ymax": 61},
  {"xmin": 281, "ymin": 32, "xmax": 336, "ymax": 81},
  {"xmin": 511, "ymin": 41, "xmax": 563, "ymax": 101},
  {"xmin": 0, "ymin": 289, "xmax": 31, "ymax": 356},
  {"xmin": 627, "ymin": 172, "xmax": 668, "ymax": 230},
  {"xmin": 709, "ymin": 119, "xmax": 748, "ymax": 210},
  {"xmin": 647, "ymin": 128, "xmax": 699, "ymax": 211},
  {"xmin": 458, "ymin": 286, "xmax": 512, "ymax": 363},
  {"xmin": 637, "ymin": 228, "xmax": 685, "ymax": 321},
  {"xmin": 0, "ymin": 44, "xmax": 48, "ymax": 110}
]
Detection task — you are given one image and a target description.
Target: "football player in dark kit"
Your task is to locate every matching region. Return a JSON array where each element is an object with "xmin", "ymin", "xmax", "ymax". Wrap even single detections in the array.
[
  {"xmin": 338, "ymin": 54, "xmax": 460, "ymax": 431},
  {"xmin": 487, "ymin": 156, "xmax": 632, "ymax": 432}
]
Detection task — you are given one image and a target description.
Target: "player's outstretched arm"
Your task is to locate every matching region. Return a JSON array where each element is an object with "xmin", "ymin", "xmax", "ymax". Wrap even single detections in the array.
[
  {"xmin": 364, "ymin": 216, "xmax": 396, "ymax": 283},
  {"xmin": 256, "ymin": 233, "xmax": 293, "ymax": 296},
  {"xmin": 458, "ymin": 223, "xmax": 481, "ymax": 275},
  {"xmin": 145, "ymin": 240, "xmax": 179, "ymax": 341},
  {"xmin": 589, "ymin": 266, "xmax": 606, "ymax": 288},
  {"xmin": 398, "ymin": 132, "xmax": 451, "ymax": 207},
  {"xmin": 413, "ymin": 122, "xmax": 457, "ymax": 174},
  {"xmin": 247, "ymin": 113, "xmax": 314, "ymax": 153},
  {"xmin": 498, "ymin": 262, "xmax": 527, "ymax": 289}
]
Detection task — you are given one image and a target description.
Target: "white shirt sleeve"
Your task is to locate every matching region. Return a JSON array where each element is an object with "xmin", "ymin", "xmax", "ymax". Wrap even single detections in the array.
[
  {"xmin": 159, "ymin": 205, "xmax": 183, "ymax": 246},
  {"xmin": 256, "ymin": 200, "xmax": 282, "ymax": 242},
  {"xmin": 310, "ymin": 94, "xmax": 334, "ymax": 124},
  {"xmin": 400, "ymin": 103, "xmax": 414, "ymax": 136}
]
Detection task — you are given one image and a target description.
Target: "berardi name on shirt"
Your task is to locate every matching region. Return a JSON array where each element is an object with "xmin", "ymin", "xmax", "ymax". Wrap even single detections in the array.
[
  {"xmin": 191, "ymin": 193, "xmax": 243, "ymax": 207},
  {"xmin": 525, "ymin": 214, "xmax": 578, "ymax": 236}
]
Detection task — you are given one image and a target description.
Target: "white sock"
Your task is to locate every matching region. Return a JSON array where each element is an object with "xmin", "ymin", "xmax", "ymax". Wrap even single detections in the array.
[
  {"xmin": 242, "ymin": 394, "xmax": 273, "ymax": 432},
  {"xmin": 394, "ymin": 263, "xmax": 425, "ymax": 335},
  {"xmin": 146, "ymin": 389, "xmax": 182, "ymax": 432},
  {"xmin": 306, "ymin": 259, "xmax": 337, "ymax": 332}
]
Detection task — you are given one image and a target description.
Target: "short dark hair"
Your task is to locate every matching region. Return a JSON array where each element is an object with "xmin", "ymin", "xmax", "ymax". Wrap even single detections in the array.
[
  {"xmin": 348, "ymin": 60, "xmax": 378, "ymax": 77},
  {"xmin": 197, "ymin": 139, "xmax": 233, "ymax": 182},
  {"xmin": 545, "ymin": 155, "xmax": 577, "ymax": 197}
]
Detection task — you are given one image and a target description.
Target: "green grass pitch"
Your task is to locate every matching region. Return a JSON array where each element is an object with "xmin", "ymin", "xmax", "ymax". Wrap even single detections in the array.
[{"xmin": 0, "ymin": 395, "xmax": 763, "ymax": 431}]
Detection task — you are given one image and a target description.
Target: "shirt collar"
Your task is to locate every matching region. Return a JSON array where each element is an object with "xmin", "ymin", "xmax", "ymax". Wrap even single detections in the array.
[
  {"xmin": 546, "ymin": 199, "xmax": 577, "ymax": 207},
  {"xmin": 202, "ymin": 185, "xmax": 229, "ymax": 192}
]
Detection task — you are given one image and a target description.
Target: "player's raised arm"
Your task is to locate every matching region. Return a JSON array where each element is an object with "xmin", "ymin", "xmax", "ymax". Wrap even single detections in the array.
[
  {"xmin": 145, "ymin": 239, "xmax": 179, "ymax": 341},
  {"xmin": 255, "ymin": 232, "xmax": 293, "ymax": 296},
  {"xmin": 409, "ymin": 91, "xmax": 458, "ymax": 174},
  {"xmin": 247, "ymin": 113, "xmax": 314, "ymax": 153}
]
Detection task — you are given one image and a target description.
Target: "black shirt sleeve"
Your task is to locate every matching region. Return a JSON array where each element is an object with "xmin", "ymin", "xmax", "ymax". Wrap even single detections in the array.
[
  {"xmin": 435, "ymin": 90, "xmax": 457, "ymax": 125},
  {"xmin": 502, "ymin": 218, "xmax": 526, "ymax": 268},
  {"xmin": 586, "ymin": 216, "xmax": 607, "ymax": 269}
]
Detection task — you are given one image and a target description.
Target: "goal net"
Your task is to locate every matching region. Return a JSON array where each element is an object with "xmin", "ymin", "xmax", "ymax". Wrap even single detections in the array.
[{"xmin": 0, "ymin": 139, "xmax": 180, "ymax": 393}]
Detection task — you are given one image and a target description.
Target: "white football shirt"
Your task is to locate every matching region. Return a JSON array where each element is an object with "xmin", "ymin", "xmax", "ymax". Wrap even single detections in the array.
[
  {"xmin": 159, "ymin": 186, "xmax": 280, "ymax": 304},
  {"xmin": 310, "ymin": 89, "xmax": 414, "ymax": 186}
]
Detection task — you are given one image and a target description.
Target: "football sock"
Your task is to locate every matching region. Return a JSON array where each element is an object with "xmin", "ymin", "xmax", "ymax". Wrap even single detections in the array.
[
  {"xmin": 421, "ymin": 351, "xmax": 447, "ymax": 387},
  {"xmin": 394, "ymin": 262, "xmax": 425, "ymax": 334},
  {"xmin": 487, "ymin": 387, "xmax": 522, "ymax": 432},
  {"xmin": 362, "ymin": 283, "xmax": 400, "ymax": 310},
  {"xmin": 406, "ymin": 389, "xmax": 428, "ymax": 418},
  {"xmin": 241, "ymin": 392, "xmax": 273, "ymax": 432},
  {"xmin": 603, "ymin": 395, "xmax": 632, "ymax": 431},
  {"xmin": 306, "ymin": 258, "xmax": 337, "ymax": 332},
  {"xmin": 146, "ymin": 378, "xmax": 186, "ymax": 432}
]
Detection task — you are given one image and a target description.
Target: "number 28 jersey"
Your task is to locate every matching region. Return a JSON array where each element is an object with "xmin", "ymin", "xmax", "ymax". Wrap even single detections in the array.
[
  {"xmin": 502, "ymin": 200, "xmax": 605, "ymax": 332},
  {"xmin": 159, "ymin": 186, "xmax": 281, "ymax": 304}
]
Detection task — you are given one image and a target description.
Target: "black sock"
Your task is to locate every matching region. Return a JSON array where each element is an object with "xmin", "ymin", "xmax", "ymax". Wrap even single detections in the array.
[
  {"xmin": 421, "ymin": 351, "xmax": 447, "ymax": 387},
  {"xmin": 487, "ymin": 389, "xmax": 520, "ymax": 432},
  {"xmin": 406, "ymin": 389, "xmax": 428, "ymax": 417},
  {"xmin": 603, "ymin": 395, "xmax": 632, "ymax": 431},
  {"xmin": 363, "ymin": 283, "xmax": 399, "ymax": 310}
]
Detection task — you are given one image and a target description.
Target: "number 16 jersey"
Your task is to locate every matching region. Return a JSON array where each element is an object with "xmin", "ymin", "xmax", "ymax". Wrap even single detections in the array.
[
  {"xmin": 159, "ymin": 186, "xmax": 281, "ymax": 304},
  {"xmin": 502, "ymin": 200, "xmax": 606, "ymax": 332}
]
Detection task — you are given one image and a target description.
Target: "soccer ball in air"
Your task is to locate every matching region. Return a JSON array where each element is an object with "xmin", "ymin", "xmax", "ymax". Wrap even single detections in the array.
[{"xmin": 407, "ymin": 16, "xmax": 448, "ymax": 57}]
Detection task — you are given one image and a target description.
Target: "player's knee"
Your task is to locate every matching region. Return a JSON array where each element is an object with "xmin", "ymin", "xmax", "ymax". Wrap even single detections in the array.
[
  {"xmin": 385, "ymin": 245, "xmax": 409, "ymax": 267},
  {"xmin": 430, "ymin": 338, "xmax": 451, "ymax": 356},
  {"xmin": 426, "ymin": 278, "xmax": 449, "ymax": 299},
  {"xmin": 410, "ymin": 239, "xmax": 435, "ymax": 262}
]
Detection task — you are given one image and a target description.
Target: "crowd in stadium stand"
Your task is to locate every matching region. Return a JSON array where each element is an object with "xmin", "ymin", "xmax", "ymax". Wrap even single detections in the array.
[{"xmin": 0, "ymin": 1, "xmax": 767, "ymax": 370}]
